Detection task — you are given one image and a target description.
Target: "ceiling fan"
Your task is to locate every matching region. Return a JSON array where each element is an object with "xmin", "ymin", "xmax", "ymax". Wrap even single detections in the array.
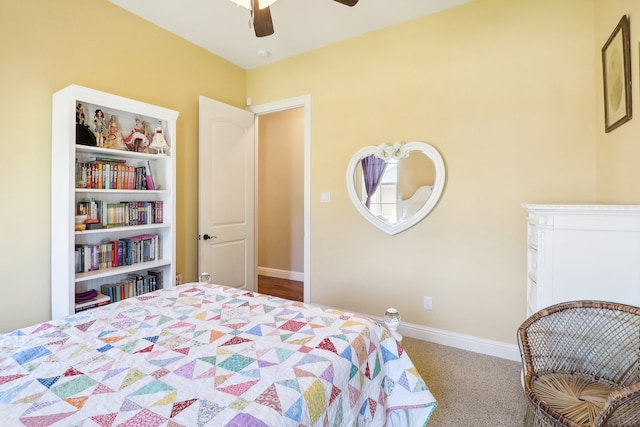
[{"xmin": 230, "ymin": 0, "xmax": 359, "ymax": 37}]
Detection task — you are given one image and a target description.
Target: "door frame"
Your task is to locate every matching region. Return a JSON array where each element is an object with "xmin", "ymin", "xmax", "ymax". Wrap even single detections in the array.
[{"xmin": 250, "ymin": 95, "xmax": 311, "ymax": 303}]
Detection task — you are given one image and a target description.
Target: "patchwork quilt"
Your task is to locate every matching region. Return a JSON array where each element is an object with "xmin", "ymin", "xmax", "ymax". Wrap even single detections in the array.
[{"xmin": 0, "ymin": 283, "xmax": 437, "ymax": 426}]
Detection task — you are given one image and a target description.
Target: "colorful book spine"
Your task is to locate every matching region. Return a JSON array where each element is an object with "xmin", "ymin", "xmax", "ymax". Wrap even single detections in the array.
[{"xmin": 75, "ymin": 159, "xmax": 161, "ymax": 191}]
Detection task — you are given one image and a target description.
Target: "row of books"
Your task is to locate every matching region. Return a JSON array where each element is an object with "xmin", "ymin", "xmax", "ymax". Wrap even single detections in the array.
[
  {"xmin": 100, "ymin": 270, "xmax": 164, "ymax": 303},
  {"xmin": 75, "ymin": 158, "xmax": 155, "ymax": 190},
  {"xmin": 75, "ymin": 234, "xmax": 160, "ymax": 273},
  {"xmin": 76, "ymin": 199, "xmax": 163, "ymax": 227}
]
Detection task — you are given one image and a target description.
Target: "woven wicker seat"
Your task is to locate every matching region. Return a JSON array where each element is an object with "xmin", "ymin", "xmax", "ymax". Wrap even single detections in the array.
[{"xmin": 517, "ymin": 301, "xmax": 640, "ymax": 427}]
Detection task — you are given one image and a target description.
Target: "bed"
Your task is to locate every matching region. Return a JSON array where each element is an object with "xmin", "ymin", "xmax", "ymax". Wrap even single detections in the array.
[
  {"xmin": 0, "ymin": 283, "xmax": 436, "ymax": 426},
  {"xmin": 399, "ymin": 185, "xmax": 433, "ymax": 219}
]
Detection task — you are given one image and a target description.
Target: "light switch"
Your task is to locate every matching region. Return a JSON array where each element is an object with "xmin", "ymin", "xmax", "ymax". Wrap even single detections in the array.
[{"xmin": 320, "ymin": 192, "xmax": 331, "ymax": 203}]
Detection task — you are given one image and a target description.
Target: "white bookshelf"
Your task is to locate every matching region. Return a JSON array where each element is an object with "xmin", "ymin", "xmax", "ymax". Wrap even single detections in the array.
[{"xmin": 51, "ymin": 84, "xmax": 178, "ymax": 319}]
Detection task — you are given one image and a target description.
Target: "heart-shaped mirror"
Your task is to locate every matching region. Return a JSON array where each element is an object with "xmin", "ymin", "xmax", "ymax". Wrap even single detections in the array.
[{"xmin": 346, "ymin": 141, "xmax": 445, "ymax": 235}]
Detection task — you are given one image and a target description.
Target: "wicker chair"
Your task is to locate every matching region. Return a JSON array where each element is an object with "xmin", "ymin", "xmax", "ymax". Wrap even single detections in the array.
[{"xmin": 517, "ymin": 300, "xmax": 640, "ymax": 427}]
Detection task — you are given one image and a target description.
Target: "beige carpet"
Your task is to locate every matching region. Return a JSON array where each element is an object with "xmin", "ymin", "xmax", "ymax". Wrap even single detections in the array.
[{"xmin": 402, "ymin": 337, "xmax": 528, "ymax": 426}]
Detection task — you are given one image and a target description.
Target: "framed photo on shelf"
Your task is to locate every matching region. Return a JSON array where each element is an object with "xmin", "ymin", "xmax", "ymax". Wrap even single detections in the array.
[{"xmin": 601, "ymin": 15, "xmax": 631, "ymax": 133}]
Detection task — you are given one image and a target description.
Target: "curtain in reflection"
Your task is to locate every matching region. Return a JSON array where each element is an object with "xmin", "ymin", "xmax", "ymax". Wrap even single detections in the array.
[{"xmin": 361, "ymin": 155, "xmax": 387, "ymax": 208}]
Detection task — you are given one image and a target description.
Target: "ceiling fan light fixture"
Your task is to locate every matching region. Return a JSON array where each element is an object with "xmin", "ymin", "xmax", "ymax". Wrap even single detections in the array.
[
  {"xmin": 229, "ymin": 0, "xmax": 277, "ymax": 10},
  {"xmin": 229, "ymin": 0, "xmax": 356, "ymax": 38}
]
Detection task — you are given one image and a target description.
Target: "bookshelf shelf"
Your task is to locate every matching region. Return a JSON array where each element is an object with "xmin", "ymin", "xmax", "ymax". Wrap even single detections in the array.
[
  {"xmin": 75, "ymin": 223, "xmax": 171, "ymax": 236},
  {"xmin": 75, "ymin": 189, "xmax": 168, "ymax": 194},
  {"xmin": 52, "ymin": 84, "xmax": 179, "ymax": 319},
  {"xmin": 74, "ymin": 259, "xmax": 172, "ymax": 283},
  {"xmin": 76, "ymin": 145, "xmax": 165, "ymax": 160}
]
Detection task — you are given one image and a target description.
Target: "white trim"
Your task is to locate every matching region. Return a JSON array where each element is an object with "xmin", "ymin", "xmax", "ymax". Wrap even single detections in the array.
[
  {"xmin": 315, "ymin": 303, "xmax": 522, "ymax": 361},
  {"xmin": 257, "ymin": 267, "xmax": 304, "ymax": 282},
  {"xmin": 395, "ymin": 319, "xmax": 521, "ymax": 362},
  {"xmin": 250, "ymin": 95, "xmax": 311, "ymax": 304}
]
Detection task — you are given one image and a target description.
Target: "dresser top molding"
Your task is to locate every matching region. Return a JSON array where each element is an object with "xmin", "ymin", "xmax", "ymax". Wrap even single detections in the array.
[
  {"xmin": 522, "ymin": 203, "xmax": 640, "ymax": 212},
  {"xmin": 522, "ymin": 203, "xmax": 640, "ymax": 230}
]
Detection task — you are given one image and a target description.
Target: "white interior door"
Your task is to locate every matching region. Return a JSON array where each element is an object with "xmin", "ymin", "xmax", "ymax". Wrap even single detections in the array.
[{"xmin": 198, "ymin": 96, "xmax": 255, "ymax": 290}]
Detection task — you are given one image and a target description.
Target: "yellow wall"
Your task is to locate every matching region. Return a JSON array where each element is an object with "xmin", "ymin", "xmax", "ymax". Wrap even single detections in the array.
[
  {"xmin": 257, "ymin": 109, "xmax": 305, "ymax": 273},
  {"xmin": 0, "ymin": 0, "xmax": 245, "ymax": 332},
  {"xmin": 595, "ymin": 2, "xmax": 640, "ymax": 200},
  {"xmin": 247, "ymin": 0, "xmax": 598, "ymax": 343}
]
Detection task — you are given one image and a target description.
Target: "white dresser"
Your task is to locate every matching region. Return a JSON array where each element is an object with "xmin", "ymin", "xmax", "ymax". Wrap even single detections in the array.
[{"xmin": 523, "ymin": 204, "xmax": 640, "ymax": 317}]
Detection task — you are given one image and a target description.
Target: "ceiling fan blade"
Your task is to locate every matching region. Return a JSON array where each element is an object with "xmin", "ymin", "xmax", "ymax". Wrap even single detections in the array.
[
  {"xmin": 252, "ymin": 0, "xmax": 274, "ymax": 37},
  {"xmin": 333, "ymin": 0, "xmax": 359, "ymax": 6}
]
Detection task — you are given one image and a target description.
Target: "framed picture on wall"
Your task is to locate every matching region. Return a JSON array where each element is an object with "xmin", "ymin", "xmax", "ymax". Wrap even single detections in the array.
[{"xmin": 601, "ymin": 15, "xmax": 631, "ymax": 133}]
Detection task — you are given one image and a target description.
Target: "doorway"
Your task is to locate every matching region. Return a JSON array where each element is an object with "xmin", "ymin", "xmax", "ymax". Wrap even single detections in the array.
[
  {"xmin": 251, "ymin": 96, "xmax": 311, "ymax": 302},
  {"xmin": 256, "ymin": 108, "xmax": 304, "ymax": 301}
]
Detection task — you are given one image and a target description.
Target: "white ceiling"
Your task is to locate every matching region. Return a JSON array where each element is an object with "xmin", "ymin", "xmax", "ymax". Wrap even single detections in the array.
[{"xmin": 109, "ymin": 0, "xmax": 472, "ymax": 70}]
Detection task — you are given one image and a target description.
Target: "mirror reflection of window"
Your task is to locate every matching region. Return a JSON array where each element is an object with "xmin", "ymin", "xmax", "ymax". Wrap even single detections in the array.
[
  {"xmin": 366, "ymin": 160, "xmax": 398, "ymax": 222},
  {"xmin": 359, "ymin": 151, "xmax": 435, "ymax": 224}
]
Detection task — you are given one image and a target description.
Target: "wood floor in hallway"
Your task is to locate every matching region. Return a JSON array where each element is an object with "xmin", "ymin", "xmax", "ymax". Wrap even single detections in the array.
[{"xmin": 257, "ymin": 275, "xmax": 303, "ymax": 301}]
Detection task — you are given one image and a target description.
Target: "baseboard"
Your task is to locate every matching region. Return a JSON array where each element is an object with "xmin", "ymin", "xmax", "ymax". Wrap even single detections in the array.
[
  {"xmin": 257, "ymin": 267, "xmax": 304, "ymax": 282},
  {"xmin": 396, "ymin": 320, "xmax": 522, "ymax": 362},
  {"xmin": 365, "ymin": 313, "xmax": 520, "ymax": 361}
]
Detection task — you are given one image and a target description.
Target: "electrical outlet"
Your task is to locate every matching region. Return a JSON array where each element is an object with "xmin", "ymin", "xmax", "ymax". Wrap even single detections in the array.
[{"xmin": 423, "ymin": 296, "xmax": 433, "ymax": 310}]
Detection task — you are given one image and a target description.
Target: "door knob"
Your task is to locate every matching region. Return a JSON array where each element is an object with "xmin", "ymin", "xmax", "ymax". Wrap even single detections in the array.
[{"xmin": 203, "ymin": 234, "xmax": 216, "ymax": 240}]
